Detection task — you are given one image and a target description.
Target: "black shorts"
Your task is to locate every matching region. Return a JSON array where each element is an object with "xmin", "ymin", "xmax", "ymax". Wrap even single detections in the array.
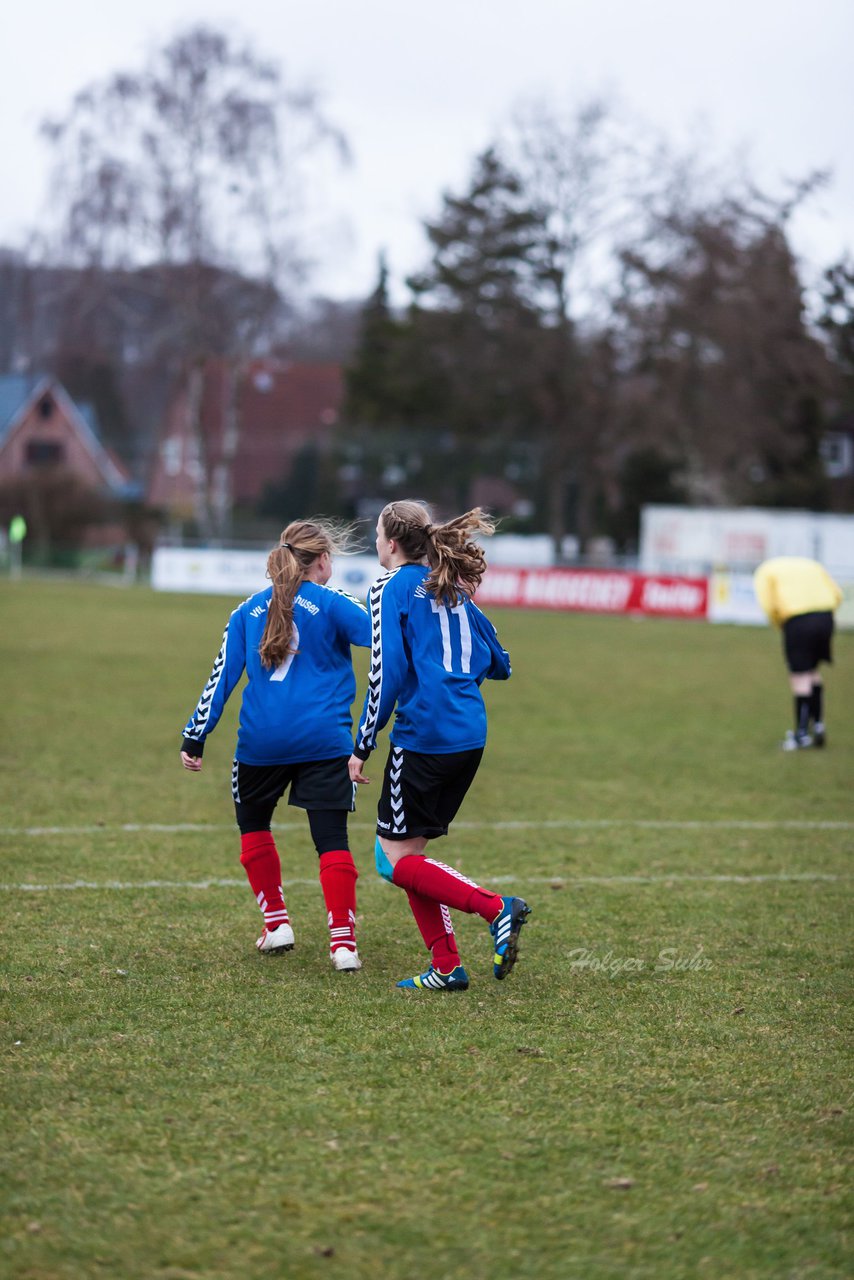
[
  {"xmin": 232, "ymin": 756, "xmax": 355, "ymax": 832},
  {"xmin": 782, "ymin": 611, "xmax": 834, "ymax": 674},
  {"xmin": 376, "ymin": 745, "xmax": 483, "ymax": 842}
]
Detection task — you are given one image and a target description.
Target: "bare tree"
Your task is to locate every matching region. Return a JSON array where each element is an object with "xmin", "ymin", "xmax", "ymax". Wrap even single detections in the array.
[
  {"xmin": 38, "ymin": 25, "xmax": 349, "ymax": 538},
  {"xmin": 614, "ymin": 183, "xmax": 836, "ymax": 509}
]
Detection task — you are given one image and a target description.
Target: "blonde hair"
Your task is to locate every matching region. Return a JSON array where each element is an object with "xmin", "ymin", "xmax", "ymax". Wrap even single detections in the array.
[
  {"xmin": 260, "ymin": 518, "xmax": 358, "ymax": 668},
  {"xmin": 379, "ymin": 500, "xmax": 496, "ymax": 603}
]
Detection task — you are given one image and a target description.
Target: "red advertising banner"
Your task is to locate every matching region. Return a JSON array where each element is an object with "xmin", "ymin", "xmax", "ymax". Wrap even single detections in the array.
[{"xmin": 475, "ymin": 567, "xmax": 708, "ymax": 619}]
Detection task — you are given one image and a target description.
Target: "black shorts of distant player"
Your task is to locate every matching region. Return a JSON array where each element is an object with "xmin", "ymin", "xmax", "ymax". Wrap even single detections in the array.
[
  {"xmin": 376, "ymin": 746, "xmax": 483, "ymax": 841},
  {"xmin": 781, "ymin": 611, "xmax": 834, "ymax": 674}
]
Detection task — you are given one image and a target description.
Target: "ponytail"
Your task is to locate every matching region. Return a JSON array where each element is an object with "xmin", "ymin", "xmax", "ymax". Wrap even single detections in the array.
[
  {"xmin": 259, "ymin": 518, "xmax": 358, "ymax": 668},
  {"xmin": 379, "ymin": 501, "xmax": 496, "ymax": 604},
  {"xmin": 426, "ymin": 508, "xmax": 495, "ymax": 603}
]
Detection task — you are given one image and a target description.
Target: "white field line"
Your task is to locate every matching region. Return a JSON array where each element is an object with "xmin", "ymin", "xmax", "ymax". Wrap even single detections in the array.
[
  {"xmin": 1, "ymin": 872, "xmax": 849, "ymax": 893},
  {"xmin": 1, "ymin": 818, "xmax": 853, "ymax": 837}
]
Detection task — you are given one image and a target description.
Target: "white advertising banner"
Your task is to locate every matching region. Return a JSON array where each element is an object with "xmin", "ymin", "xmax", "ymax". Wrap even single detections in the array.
[
  {"xmin": 151, "ymin": 547, "xmax": 267, "ymax": 596},
  {"xmin": 707, "ymin": 572, "xmax": 766, "ymax": 625},
  {"xmin": 151, "ymin": 544, "xmax": 853, "ymax": 628},
  {"xmin": 151, "ymin": 547, "xmax": 381, "ymax": 600},
  {"xmin": 640, "ymin": 506, "xmax": 854, "ymax": 579},
  {"xmin": 710, "ymin": 570, "xmax": 854, "ymax": 629}
]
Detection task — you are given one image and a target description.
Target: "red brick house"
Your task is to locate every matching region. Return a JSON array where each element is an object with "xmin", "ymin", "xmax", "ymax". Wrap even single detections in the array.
[
  {"xmin": 0, "ymin": 374, "xmax": 133, "ymax": 496},
  {"xmin": 148, "ymin": 358, "xmax": 344, "ymax": 526}
]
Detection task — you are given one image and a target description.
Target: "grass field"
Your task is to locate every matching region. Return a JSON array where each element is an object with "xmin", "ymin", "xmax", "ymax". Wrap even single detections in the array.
[{"xmin": 1, "ymin": 577, "xmax": 851, "ymax": 1280}]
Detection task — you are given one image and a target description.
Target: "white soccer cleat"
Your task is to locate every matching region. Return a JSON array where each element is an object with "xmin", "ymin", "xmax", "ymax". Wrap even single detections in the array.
[
  {"xmin": 331, "ymin": 947, "xmax": 362, "ymax": 972},
  {"xmin": 256, "ymin": 922, "xmax": 295, "ymax": 954},
  {"xmin": 782, "ymin": 730, "xmax": 812, "ymax": 752}
]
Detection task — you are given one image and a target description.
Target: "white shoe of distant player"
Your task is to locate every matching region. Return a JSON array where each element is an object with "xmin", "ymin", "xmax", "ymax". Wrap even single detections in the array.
[
  {"xmin": 256, "ymin": 922, "xmax": 295, "ymax": 954},
  {"xmin": 782, "ymin": 730, "xmax": 812, "ymax": 752},
  {"xmin": 331, "ymin": 947, "xmax": 362, "ymax": 972}
]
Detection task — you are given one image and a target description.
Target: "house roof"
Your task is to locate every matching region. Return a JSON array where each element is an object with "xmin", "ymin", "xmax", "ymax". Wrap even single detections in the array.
[
  {"xmin": 0, "ymin": 374, "xmax": 45, "ymax": 440},
  {"xmin": 0, "ymin": 372, "xmax": 139, "ymax": 497}
]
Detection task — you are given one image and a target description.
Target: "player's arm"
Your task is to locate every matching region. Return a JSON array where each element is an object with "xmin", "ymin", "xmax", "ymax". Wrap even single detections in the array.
[
  {"xmin": 180, "ymin": 608, "xmax": 247, "ymax": 762},
  {"xmin": 819, "ymin": 567, "xmax": 844, "ymax": 611},
  {"xmin": 352, "ymin": 577, "xmax": 408, "ymax": 763},
  {"xmin": 470, "ymin": 601, "xmax": 512, "ymax": 681},
  {"xmin": 330, "ymin": 588, "xmax": 371, "ymax": 648},
  {"xmin": 753, "ymin": 565, "xmax": 780, "ymax": 626},
  {"xmin": 334, "ymin": 591, "xmax": 373, "ymax": 784}
]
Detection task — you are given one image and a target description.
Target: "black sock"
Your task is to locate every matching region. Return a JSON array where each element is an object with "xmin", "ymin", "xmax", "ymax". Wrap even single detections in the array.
[
  {"xmin": 810, "ymin": 683, "xmax": 824, "ymax": 726},
  {"xmin": 795, "ymin": 695, "xmax": 811, "ymax": 736}
]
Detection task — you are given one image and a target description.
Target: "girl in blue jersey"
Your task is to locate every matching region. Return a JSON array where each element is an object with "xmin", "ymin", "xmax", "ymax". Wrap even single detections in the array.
[
  {"xmin": 349, "ymin": 500, "xmax": 531, "ymax": 991},
  {"xmin": 181, "ymin": 520, "xmax": 371, "ymax": 970}
]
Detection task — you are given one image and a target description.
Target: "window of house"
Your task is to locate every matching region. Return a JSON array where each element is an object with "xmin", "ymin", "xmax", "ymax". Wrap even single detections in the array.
[
  {"xmin": 820, "ymin": 433, "xmax": 854, "ymax": 479},
  {"xmin": 38, "ymin": 396, "xmax": 55, "ymax": 419},
  {"xmin": 25, "ymin": 440, "xmax": 65, "ymax": 466}
]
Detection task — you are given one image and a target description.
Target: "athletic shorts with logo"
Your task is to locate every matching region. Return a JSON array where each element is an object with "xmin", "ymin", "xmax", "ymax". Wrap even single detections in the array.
[
  {"xmin": 232, "ymin": 755, "xmax": 355, "ymax": 833},
  {"xmin": 376, "ymin": 746, "xmax": 483, "ymax": 841},
  {"xmin": 782, "ymin": 610, "xmax": 834, "ymax": 673}
]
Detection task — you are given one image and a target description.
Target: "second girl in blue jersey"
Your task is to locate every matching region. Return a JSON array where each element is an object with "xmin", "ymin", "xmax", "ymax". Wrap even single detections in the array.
[{"xmin": 349, "ymin": 500, "xmax": 531, "ymax": 990}]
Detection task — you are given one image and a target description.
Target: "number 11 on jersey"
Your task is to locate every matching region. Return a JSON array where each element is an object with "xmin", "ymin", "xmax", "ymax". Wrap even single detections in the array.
[{"xmin": 431, "ymin": 599, "xmax": 472, "ymax": 673}]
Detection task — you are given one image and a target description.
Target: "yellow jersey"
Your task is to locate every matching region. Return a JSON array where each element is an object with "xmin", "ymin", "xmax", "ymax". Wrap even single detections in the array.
[{"xmin": 753, "ymin": 557, "xmax": 843, "ymax": 628}]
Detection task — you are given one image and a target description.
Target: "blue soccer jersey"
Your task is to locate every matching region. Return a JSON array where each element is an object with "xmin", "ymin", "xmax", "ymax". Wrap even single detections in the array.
[
  {"xmin": 183, "ymin": 581, "xmax": 370, "ymax": 765},
  {"xmin": 354, "ymin": 564, "xmax": 511, "ymax": 758}
]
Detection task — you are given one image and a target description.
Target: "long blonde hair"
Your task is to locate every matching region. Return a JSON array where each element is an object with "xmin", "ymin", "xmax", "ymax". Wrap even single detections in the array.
[
  {"xmin": 379, "ymin": 500, "xmax": 496, "ymax": 603},
  {"xmin": 260, "ymin": 518, "xmax": 358, "ymax": 668}
]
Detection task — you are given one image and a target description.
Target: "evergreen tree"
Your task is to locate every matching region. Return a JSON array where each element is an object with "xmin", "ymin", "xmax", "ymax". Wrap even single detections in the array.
[
  {"xmin": 406, "ymin": 147, "xmax": 549, "ymax": 443},
  {"xmin": 345, "ymin": 254, "xmax": 406, "ymax": 424},
  {"xmin": 343, "ymin": 152, "xmax": 553, "ymax": 518}
]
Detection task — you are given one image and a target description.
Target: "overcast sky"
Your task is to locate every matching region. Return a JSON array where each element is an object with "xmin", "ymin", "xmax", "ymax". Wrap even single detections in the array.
[{"xmin": 2, "ymin": 0, "xmax": 852, "ymax": 302}]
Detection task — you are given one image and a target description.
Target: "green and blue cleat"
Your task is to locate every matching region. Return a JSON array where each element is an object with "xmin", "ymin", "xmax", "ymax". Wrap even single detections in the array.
[
  {"xmin": 490, "ymin": 896, "xmax": 531, "ymax": 979},
  {"xmin": 396, "ymin": 964, "xmax": 470, "ymax": 991}
]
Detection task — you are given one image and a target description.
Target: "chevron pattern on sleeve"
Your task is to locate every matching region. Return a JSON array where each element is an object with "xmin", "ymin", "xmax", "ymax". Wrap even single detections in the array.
[
  {"xmin": 355, "ymin": 569, "xmax": 397, "ymax": 753},
  {"xmin": 326, "ymin": 586, "xmax": 369, "ymax": 613},
  {"xmin": 184, "ymin": 624, "xmax": 229, "ymax": 740}
]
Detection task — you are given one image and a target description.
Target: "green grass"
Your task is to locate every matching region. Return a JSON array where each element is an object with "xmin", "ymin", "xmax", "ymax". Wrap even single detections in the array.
[{"xmin": 1, "ymin": 578, "xmax": 851, "ymax": 1279}]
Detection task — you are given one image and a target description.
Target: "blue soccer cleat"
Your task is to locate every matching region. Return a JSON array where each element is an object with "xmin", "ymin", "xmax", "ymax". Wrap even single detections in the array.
[
  {"xmin": 490, "ymin": 896, "xmax": 531, "ymax": 980},
  {"xmin": 396, "ymin": 964, "xmax": 470, "ymax": 991}
]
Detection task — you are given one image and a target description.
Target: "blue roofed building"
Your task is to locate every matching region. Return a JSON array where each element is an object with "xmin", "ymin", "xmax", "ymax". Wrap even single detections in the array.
[{"xmin": 0, "ymin": 373, "xmax": 139, "ymax": 498}]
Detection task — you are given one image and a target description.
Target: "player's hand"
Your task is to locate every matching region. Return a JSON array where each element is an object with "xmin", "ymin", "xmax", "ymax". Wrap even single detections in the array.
[
  {"xmin": 348, "ymin": 753, "xmax": 369, "ymax": 784},
  {"xmin": 181, "ymin": 751, "xmax": 203, "ymax": 772}
]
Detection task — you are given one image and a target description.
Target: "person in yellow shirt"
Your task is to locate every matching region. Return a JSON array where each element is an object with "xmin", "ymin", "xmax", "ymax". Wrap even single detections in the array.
[{"xmin": 753, "ymin": 556, "xmax": 844, "ymax": 750}]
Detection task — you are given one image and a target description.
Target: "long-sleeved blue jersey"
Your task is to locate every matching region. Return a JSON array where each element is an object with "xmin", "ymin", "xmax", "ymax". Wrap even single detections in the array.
[
  {"xmin": 354, "ymin": 564, "xmax": 511, "ymax": 758},
  {"xmin": 183, "ymin": 581, "xmax": 370, "ymax": 765}
]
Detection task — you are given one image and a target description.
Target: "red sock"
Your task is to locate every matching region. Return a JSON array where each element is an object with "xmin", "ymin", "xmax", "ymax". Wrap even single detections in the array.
[
  {"xmin": 318, "ymin": 850, "xmax": 358, "ymax": 953},
  {"xmin": 391, "ymin": 854, "xmax": 502, "ymax": 923},
  {"xmin": 240, "ymin": 831, "xmax": 289, "ymax": 930},
  {"xmin": 405, "ymin": 889, "xmax": 461, "ymax": 972}
]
